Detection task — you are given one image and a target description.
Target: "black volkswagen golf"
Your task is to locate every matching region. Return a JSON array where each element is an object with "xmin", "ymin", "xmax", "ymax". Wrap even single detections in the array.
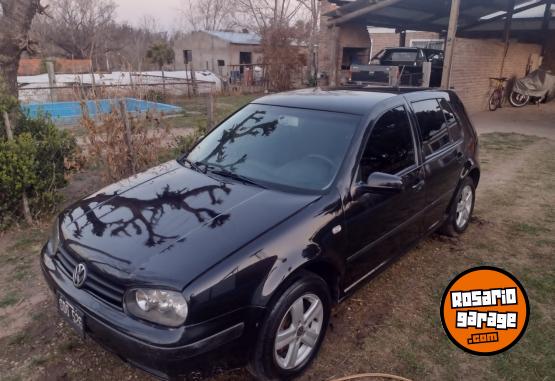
[{"xmin": 41, "ymin": 88, "xmax": 479, "ymax": 380}]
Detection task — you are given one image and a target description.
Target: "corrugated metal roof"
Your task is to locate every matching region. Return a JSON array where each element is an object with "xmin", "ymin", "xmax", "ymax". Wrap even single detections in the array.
[
  {"xmin": 326, "ymin": 0, "xmax": 537, "ymax": 30},
  {"xmin": 205, "ymin": 31, "xmax": 261, "ymax": 45}
]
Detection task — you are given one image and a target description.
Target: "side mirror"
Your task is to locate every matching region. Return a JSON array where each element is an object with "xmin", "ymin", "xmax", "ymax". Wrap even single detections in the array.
[{"xmin": 354, "ymin": 172, "xmax": 404, "ymax": 198}]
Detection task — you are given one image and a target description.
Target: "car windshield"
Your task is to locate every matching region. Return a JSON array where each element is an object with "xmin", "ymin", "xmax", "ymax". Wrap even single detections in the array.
[{"xmin": 186, "ymin": 104, "xmax": 360, "ymax": 192}]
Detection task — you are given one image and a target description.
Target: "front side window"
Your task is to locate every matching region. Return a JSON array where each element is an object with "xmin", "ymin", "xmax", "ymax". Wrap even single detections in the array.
[
  {"xmin": 412, "ymin": 99, "xmax": 451, "ymax": 156},
  {"xmin": 359, "ymin": 106, "xmax": 416, "ymax": 181},
  {"xmin": 187, "ymin": 104, "xmax": 360, "ymax": 192}
]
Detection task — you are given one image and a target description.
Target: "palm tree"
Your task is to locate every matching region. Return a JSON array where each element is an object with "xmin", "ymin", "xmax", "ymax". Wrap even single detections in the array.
[{"xmin": 146, "ymin": 43, "xmax": 175, "ymax": 95}]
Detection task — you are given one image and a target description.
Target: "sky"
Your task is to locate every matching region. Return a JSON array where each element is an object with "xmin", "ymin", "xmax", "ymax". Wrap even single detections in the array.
[
  {"xmin": 112, "ymin": 0, "xmax": 553, "ymax": 31},
  {"xmin": 114, "ymin": 0, "xmax": 183, "ymax": 30}
]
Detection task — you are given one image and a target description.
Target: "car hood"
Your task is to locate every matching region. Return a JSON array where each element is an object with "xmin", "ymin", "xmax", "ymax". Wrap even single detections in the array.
[{"xmin": 60, "ymin": 161, "xmax": 319, "ymax": 289}]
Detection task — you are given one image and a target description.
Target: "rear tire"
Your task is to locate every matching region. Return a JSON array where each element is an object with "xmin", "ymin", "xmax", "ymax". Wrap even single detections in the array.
[
  {"xmin": 248, "ymin": 272, "xmax": 331, "ymax": 380},
  {"xmin": 439, "ymin": 177, "xmax": 475, "ymax": 237},
  {"xmin": 509, "ymin": 91, "xmax": 530, "ymax": 107}
]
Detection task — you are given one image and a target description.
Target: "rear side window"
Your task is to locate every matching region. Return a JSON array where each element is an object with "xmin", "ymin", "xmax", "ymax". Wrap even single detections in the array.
[
  {"xmin": 412, "ymin": 99, "xmax": 451, "ymax": 156},
  {"xmin": 439, "ymin": 98, "xmax": 463, "ymax": 142},
  {"xmin": 359, "ymin": 106, "xmax": 416, "ymax": 180}
]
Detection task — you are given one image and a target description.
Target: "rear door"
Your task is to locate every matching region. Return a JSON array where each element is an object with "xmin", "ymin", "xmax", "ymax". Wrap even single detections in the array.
[{"xmin": 410, "ymin": 97, "xmax": 464, "ymax": 232}]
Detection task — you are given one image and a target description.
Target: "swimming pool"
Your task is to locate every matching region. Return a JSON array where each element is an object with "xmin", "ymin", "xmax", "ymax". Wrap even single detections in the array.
[{"xmin": 22, "ymin": 98, "xmax": 182, "ymax": 122}]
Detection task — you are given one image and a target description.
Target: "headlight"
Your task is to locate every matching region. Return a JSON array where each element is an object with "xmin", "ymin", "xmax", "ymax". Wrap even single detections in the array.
[
  {"xmin": 124, "ymin": 289, "xmax": 188, "ymax": 327},
  {"xmin": 47, "ymin": 218, "xmax": 60, "ymax": 256}
]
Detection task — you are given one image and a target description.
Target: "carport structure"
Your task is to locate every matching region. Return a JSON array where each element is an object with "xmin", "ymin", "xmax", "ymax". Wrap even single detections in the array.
[{"xmin": 320, "ymin": 0, "xmax": 555, "ymax": 111}]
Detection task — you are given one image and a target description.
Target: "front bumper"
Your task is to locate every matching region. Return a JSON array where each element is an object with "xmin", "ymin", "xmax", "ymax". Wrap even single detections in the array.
[{"xmin": 40, "ymin": 246, "xmax": 263, "ymax": 379}]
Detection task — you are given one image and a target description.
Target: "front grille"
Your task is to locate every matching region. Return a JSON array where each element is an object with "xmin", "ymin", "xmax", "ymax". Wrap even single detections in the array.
[{"xmin": 55, "ymin": 247, "xmax": 125, "ymax": 310}]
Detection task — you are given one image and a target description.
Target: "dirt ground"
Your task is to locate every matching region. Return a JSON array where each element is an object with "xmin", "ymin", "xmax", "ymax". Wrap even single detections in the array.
[{"xmin": 0, "ymin": 104, "xmax": 554, "ymax": 381}]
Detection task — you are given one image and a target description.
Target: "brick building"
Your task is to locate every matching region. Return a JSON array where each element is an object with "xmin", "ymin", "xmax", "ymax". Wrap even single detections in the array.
[{"xmin": 17, "ymin": 58, "xmax": 92, "ymax": 76}]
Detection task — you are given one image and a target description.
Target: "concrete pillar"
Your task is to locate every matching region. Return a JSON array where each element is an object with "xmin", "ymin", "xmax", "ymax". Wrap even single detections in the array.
[{"xmin": 45, "ymin": 59, "xmax": 56, "ymax": 102}]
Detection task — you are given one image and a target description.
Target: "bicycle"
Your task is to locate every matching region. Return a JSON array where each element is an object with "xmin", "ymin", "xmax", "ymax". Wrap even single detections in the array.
[{"xmin": 488, "ymin": 77, "xmax": 508, "ymax": 111}]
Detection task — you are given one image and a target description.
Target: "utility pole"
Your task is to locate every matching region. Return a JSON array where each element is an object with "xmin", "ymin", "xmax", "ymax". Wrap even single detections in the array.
[
  {"xmin": 441, "ymin": 0, "xmax": 461, "ymax": 89},
  {"xmin": 500, "ymin": 0, "xmax": 516, "ymax": 77},
  {"xmin": 541, "ymin": 0, "xmax": 553, "ymax": 57}
]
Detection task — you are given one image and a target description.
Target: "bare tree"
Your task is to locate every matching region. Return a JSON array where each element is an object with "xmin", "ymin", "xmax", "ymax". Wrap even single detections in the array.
[
  {"xmin": 179, "ymin": 0, "xmax": 236, "ymax": 31},
  {"xmin": 0, "ymin": 0, "xmax": 47, "ymax": 97},
  {"xmin": 298, "ymin": 0, "xmax": 319, "ymax": 82},
  {"xmin": 234, "ymin": 0, "xmax": 303, "ymax": 31},
  {"xmin": 36, "ymin": 0, "xmax": 117, "ymax": 60}
]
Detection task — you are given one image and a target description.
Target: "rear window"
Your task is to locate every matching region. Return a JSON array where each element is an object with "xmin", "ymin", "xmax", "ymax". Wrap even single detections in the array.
[
  {"xmin": 382, "ymin": 51, "xmax": 418, "ymax": 62},
  {"xmin": 412, "ymin": 99, "xmax": 451, "ymax": 156}
]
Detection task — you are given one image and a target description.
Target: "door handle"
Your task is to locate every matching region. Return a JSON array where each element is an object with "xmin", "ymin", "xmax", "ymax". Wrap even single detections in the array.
[{"xmin": 412, "ymin": 179, "xmax": 425, "ymax": 191}]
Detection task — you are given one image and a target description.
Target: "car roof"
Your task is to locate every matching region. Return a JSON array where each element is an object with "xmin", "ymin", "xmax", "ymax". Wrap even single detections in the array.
[
  {"xmin": 252, "ymin": 88, "xmax": 452, "ymax": 115},
  {"xmin": 252, "ymin": 88, "xmax": 399, "ymax": 115},
  {"xmin": 383, "ymin": 47, "xmax": 419, "ymax": 51}
]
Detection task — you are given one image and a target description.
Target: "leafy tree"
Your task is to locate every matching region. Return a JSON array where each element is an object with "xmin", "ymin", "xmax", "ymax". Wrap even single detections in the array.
[
  {"xmin": 146, "ymin": 43, "xmax": 175, "ymax": 72},
  {"xmin": 146, "ymin": 43, "xmax": 175, "ymax": 94}
]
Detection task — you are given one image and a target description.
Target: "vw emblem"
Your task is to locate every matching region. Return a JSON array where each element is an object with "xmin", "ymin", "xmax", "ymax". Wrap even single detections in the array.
[{"xmin": 72, "ymin": 263, "xmax": 87, "ymax": 288}]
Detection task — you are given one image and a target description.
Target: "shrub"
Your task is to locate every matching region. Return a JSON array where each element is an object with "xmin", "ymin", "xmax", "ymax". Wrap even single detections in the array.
[
  {"xmin": 0, "ymin": 113, "xmax": 77, "ymax": 230},
  {"xmin": 81, "ymin": 100, "xmax": 170, "ymax": 182},
  {"xmin": 172, "ymin": 118, "xmax": 208, "ymax": 157}
]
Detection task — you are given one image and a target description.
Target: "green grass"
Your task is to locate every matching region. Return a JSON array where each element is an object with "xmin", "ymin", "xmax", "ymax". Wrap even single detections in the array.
[
  {"xmin": 59, "ymin": 339, "xmax": 80, "ymax": 353},
  {"xmin": 169, "ymin": 93, "xmax": 262, "ymax": 131},
  {"xmin": 535, "ymin": 239, "xmax": 555, "ymax": 248},
  {"xmin": 479, "ymin": 133, "xmax": 541, "ymax": 153},
  {"xmin": 493, "ymin": 302, "xmax": 555, "ymax": 380},
  {"xmin": 508, "ymin": 222, "xmax": 551, "ymax": 237},
  {"xmin": 8, "ymin": 331, "xmax": 28, "ymax": 346},
  {"xmin": 29, "ymin": 355, "xmax": 49, "ymax": 367},
  {"xmin": 0, "ymin": 293, "xmax": 20, "ymax": 308}
]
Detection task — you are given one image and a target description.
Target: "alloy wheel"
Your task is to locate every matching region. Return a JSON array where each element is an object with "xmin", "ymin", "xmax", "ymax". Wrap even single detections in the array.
[
  {"xmin": 274, "ymin": 293, "xmax": 324, "ymax": 370},
  {"xmin": 456, "ymin": 185, "xmax": 473, "ymax": 229}
]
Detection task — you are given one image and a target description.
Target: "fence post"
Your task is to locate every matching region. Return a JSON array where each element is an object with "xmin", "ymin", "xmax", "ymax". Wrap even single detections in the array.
[
  {"xmin": 388, "ymin": 66, "xmax": 400, "ymax": 87},
  {"xmin": 2, "ymin": 110, "xmax": 14, "ymax": 140},
  {"xmin": 119, "ymin": 100, "xmax": 136, "ymax": 175},
  {"xmin": 207, "ymin": 90, "xmax": 215, "ymax": 131},
  {"xmin": 3, "ymin": 111, "xmax": 33, "ymax": 225},
  {"xmin": 190, "ymin": 62, "xmax": 198, "ymax": 96},
  {"xmin": 422, "ymin": 62, "xmax": 432, "ymax": 88}
]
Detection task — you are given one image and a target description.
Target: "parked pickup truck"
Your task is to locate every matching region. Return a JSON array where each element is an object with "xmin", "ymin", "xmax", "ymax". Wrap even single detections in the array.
[{"xmin": 349, "ymin": 47, "xmax": 444, "ymax": 87}]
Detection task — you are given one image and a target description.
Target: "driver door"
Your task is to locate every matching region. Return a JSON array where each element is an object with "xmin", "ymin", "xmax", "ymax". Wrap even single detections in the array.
[{"xmin": 342, "ymin": 105, "xmax": 426, "ymax": 291}]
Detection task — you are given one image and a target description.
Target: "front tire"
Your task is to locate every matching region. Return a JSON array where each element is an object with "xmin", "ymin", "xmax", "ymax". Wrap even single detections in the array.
[
  {"xmin": 248, "ymin": 272, "xmax": 331, "ymax": 380},
  {"xmin": 509, "ymin": 91, "xmax": 530, "ymax": 107},
  {"xmin": 440, "ymin": 177, "xmax": 476, "ymax": 237}
]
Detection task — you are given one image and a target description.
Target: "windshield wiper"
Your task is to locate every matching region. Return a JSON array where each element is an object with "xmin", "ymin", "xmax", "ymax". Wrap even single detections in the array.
[
  {"xmin": 208, "ymin": 168, "xmax": 266, "ymax": 189},
  {"xmin": 179, "ymin": 157, "xmax": 207, "ymax": 173}
]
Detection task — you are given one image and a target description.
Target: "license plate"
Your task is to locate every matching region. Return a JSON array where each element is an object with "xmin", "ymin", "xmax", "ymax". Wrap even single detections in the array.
[{"xmin": 57, "ymin": 293, "xmax": 85, "ymax": 338}]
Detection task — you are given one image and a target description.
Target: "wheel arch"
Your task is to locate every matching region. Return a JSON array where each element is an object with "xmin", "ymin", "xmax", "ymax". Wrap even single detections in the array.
[
  {"xmin": 255, "ymin": 258, "xmax": 342, "ymax": 311},
  {"xmin": 468, "ymin": 167, "xmax": 480, "ymax": 188}
]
